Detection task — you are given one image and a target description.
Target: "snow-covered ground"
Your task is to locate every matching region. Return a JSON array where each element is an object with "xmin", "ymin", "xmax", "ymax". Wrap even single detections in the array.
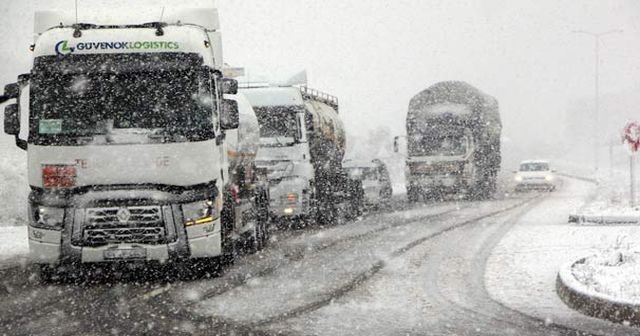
[
  {"xmin": 573, "ymin": 168, "xmax": 640, "ymax": 224},
  {"xmin": 571, "ymin": 251, "xmax": 640, "ymax": 304},
  {"xmin": 485, "ymin": 177, "xmax": 640, "ymax": 334},
  {"xmin": 0, "ymin": 134, "xmax": 28, "ymax": 227},
  {"xmin": 0, "ymin": 225, "xmax": 28, "ymax": 264}
]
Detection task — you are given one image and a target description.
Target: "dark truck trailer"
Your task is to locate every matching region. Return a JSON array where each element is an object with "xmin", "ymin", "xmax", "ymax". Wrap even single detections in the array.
[{"xmin": 399, "ymin": 81, "xmax": 501, "ymax": 201}]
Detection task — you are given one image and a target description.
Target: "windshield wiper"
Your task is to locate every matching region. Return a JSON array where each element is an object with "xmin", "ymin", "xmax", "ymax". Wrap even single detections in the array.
[{"xmin": 274, "ymin": 136, "xmax": 286, "ymax": 146}]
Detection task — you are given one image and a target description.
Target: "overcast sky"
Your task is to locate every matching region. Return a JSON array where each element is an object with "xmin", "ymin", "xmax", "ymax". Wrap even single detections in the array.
[{"xmin": 1, "ymin": 0, "xmax": 639, "ymax": 149}]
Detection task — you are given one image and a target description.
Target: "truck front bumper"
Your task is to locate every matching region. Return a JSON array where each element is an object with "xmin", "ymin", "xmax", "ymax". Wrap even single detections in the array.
[{"xmin": 29, "ymin": 219, "xmax": 222, "ymax": 265}]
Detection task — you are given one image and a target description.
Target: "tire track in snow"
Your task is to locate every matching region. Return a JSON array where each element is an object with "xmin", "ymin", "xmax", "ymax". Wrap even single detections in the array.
[
  {"xmin": 182, "ymin": 204, "xmax": 461, "ymax": 305},
  {"xmin": 247, "ymin": 195, "xmax": 542, "ymax": 328}
]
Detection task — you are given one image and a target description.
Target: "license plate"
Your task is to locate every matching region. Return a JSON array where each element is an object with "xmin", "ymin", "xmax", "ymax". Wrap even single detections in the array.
[{"xmin": 104, "ymin": 248, "xmax": 147, "ymax": 260}]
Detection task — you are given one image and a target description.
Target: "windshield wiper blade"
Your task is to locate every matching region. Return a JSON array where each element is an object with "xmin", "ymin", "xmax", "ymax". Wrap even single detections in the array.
[{"xmin": 274, "ymin": 137, "xmax": 286, "ymax": 146}]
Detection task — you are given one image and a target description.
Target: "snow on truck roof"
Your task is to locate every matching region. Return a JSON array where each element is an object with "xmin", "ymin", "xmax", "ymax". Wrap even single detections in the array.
[
  {"xmin": 520, "ymin": 160, "xmax": 550, "ymax": 164},
  {"xmin": 32, "ymin": 9, "xmax": 222, "ymax": 65},
  {"xmin": 240, "ymin": 87, "xmax": 305, "ymax": 107},
  {"xmin": 408, "ymin": 81, "xmax": 500, "ymax": 125},
  {"xmin": 33, "ymin": 27, "xmax": 213, "ymax": 58},
  {"xmin": 34, "ymin": 8, "xmax": 220, "ymax": 35},
  {"xmin": 410, "ymin": 81, "xmax": 495, "ymax": 106}
]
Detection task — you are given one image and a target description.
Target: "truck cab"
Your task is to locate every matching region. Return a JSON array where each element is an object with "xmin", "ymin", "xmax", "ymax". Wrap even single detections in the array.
[
  {"xmin": 2, "ymin": 9, "xmax": 267, "ymax": 281},
  {"xmin": 239, "ymin": 86, "xmax": 315, "ymax": 222}
]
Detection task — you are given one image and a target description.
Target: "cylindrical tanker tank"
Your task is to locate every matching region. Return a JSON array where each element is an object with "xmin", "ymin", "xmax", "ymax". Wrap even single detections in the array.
[{"xmin": 304, "ymin": 98, "xmax": 346, "ymax": 168}]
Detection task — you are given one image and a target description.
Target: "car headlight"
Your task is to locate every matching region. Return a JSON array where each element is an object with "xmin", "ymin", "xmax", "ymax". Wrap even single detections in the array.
[
  {"xmin": 31, "ymin": 206, "xmax": 65, "ymax": 230},
  {"xmin": 515, "ymin": 175, "xmax": 523, "ymax": 182},
  {"xmin": 545, "ymin": 175, "xmax": 554, "ymax": 181},
  {"xmin": 182, "ymin": 198, "xmax": 220, "ymax": 226}
]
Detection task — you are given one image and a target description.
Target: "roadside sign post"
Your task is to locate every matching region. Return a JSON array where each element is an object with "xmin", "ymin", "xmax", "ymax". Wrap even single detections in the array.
[
  {"xmin": 622, "ymin": 122, "xmax": 640, "ymax": 207},
  {"xmin": 631, "ymin": 155, "xmax": 636, "ymax": 207}
]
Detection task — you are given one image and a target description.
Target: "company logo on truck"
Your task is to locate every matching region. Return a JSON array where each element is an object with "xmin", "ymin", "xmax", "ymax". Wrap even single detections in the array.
[{"xmin": 55, "ymin": 40, "xmax": 180, "ymax": 55}]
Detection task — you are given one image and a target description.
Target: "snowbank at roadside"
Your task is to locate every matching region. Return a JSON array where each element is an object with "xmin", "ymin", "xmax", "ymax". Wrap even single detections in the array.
[
  {"xmin": 556, "ymin": 250, "xmax": 640, "ymax": 326},
  {"xmin": 567, "ymin": 167, "xmax": 640, "ymax": 225},
  {"xmin": 570, "ymin": 250, "xmax": 640, "ymax": 304},
  {"xmin": 0, "ymin": 225, "xmax": 29, "ymax": 263},
  {"xmin": 0, "ymin": 134, "xmax": 29, "ymax": 226},
  {"xmin": 485, "ymin": 177, "xmax": 640, "ymax": 334}
]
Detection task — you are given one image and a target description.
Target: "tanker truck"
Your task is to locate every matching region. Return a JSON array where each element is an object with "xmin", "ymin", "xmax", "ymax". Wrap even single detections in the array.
[
  {"xmin": 1, "ymin": 9, "xmax": 269, "ymax": 281},
  {"xmin": 395, "ymin": 81, "xmax": 501, "ymax": 201},
  {"xmin": 239, "ymin": 84, "xmax": 346, "ymax": 225}
]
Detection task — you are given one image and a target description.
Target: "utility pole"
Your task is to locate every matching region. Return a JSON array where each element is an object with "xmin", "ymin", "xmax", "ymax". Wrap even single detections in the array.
[{"xmin": 572, "ymin": 29, "xmax": 623, "ymax": 173}]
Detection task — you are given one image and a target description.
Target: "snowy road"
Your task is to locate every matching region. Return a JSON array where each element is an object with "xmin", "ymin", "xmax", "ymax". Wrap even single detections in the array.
[{"xmin": 0, "ymin": 178, "xmax": 635, "ymax": 335}]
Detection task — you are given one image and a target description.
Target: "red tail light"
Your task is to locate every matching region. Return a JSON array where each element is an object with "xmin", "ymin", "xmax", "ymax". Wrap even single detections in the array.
[{"xmin": 42, "ymin": 164, "xmax": 77, "ymax": 188}]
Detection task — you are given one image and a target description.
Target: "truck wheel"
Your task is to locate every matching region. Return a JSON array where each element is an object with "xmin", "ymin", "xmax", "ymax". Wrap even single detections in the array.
[
  {"xmin": 246, "ymin": 214, "xmax": 268, "ymax": 253},
  {"xmin": 220, "ymin": 195, "xmax": 236, "ymax": 265},
  {"xmin": 258, "ymin": 189, "xmax": 270, "ymax": 247},
  {"xmin": 38, "ymin": 265, "xmax": 56, "ymax": 283},
  {"xmin": 246, "ymin": 189, "xmax": 269, "ymax": 253},
  {"xmin": 407, "ymin": 187, "xmax": 420, "ymax": 203},
  {"xmin": 308, "ymin": 192, "xmax": 319, "ymax": 226}
]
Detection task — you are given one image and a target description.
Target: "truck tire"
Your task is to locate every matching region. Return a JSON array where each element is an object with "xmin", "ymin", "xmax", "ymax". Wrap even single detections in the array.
[
  {"xmin": 257, "ymin": 189, "xmax": 270, "ymax": 247},
  {"xmin": 407, "ymin": 187, "xmax": 420, "ymax": 203},
  {"xmin": 306, "ymin": 188, "xmax": 319, "ymax": 226},
  {"xmin": 246, "ymin": 190, "xmax": 269, "ymax": 253},
  {"xmin": 219, "ymin": 194, "xmax": 236, "ymax": 265},
  {"xmin": 38, "ymin": 265, "xmax": 57, "ymax": 283}
]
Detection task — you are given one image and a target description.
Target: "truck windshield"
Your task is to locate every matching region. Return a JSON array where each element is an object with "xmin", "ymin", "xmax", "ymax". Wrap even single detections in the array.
[
  {"xmin": 254, "ymin": 106, "xmax": 302, "ymax": 146},
  {"xmin": 29, "ymin": 53, "xmax": 215, "ymax": 145},
  {"xmin": 409, "ymin": 134, "xmax": 468, "ymax": 156}
]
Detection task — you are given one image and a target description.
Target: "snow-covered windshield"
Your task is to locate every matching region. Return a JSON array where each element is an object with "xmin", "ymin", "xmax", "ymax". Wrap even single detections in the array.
[
  {"xmin": 254, "ymin": 106, "xmax": 302, "ymax": 146},
  {"xmin": 409, "ymin": 134, "xmax": 467, "ymax": 156},
  {"xmin": 29, "ymin": 53, "xmax": 214, "ymax": 145},
  {"xmin": 519, "ymin": 162, "xmax": 550, "ymax": 172}
]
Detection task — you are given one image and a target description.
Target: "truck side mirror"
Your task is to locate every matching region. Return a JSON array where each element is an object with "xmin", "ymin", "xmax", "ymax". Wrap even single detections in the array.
[
  {"xmin": 4, "ymin": 83, "xmax": 19, "ymax": 99},
  {"xmin": 220, "ymin": 99, "xmax": 239, "ymax": 130},
  {"xmin": 221, "ymin": 78, "xmax": 238, "ymax": 95},
  {"xmin": 17, "ymin": 73, "xmax": 31, "ymax": 86},
  {"xmin": 393, "ymin": 136, "xmax": 399, "ymax": 153},
  {"xmin": 4, "ymin": 103, "xmax": 19, "ymax": 135}
]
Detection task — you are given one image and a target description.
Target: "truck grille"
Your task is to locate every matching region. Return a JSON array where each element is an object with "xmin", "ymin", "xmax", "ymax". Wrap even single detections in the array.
[{"xmin": 82, "ymin": 206, "xmax": 166, "ymax": 246}]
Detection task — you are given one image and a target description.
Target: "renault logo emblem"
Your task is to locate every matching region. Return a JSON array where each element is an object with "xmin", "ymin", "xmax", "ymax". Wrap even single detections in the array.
[{"xmin": 116, "ymin": 208, "xmax": 131, "ymax": 223}]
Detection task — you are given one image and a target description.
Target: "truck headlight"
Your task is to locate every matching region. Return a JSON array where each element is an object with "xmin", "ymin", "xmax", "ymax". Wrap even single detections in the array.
[
  {"xmin": 515, "ymin": 175, "xmax": 523, "ymax": 182},
  {"xmin": 545, "ymin": 175, "xmax": 554, "ymax": 181},
  {"xmin": 31, "ymin": 206, "xmax": 65, "ymax": 230},
  {"xmin": 286, "ymin": 192, "xmax": 298, "ymax": 204},
  {"xmin": 182, "ymin": 198, "xmax": 219, "ymax": 226}
]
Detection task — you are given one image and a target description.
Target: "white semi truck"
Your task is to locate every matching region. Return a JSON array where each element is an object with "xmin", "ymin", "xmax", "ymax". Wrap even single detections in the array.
[
  {"xmin": 240, "ymin": 84, "xmax": 346, "ymax": 225},
  {"xmin": 1, "ymin": 9, "xmax": 269, "ymax": 280}
]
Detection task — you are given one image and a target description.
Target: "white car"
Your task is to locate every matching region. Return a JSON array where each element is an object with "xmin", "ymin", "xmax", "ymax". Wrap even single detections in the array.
[{"xmin": 513, "ymin": 160, "xmax": 558, "ymax": 192}]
